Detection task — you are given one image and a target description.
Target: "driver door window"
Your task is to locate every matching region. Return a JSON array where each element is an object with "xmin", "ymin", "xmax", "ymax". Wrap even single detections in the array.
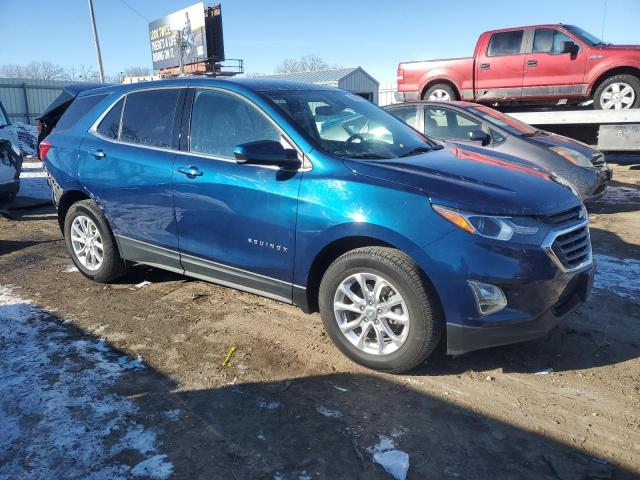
[
  {"xmin": 190, "ymin": 89, "xmax": 281, "ymax": 158},
  {"xmin": 424, "ymin": 107, "xmax": 482, "ymax": 141}
]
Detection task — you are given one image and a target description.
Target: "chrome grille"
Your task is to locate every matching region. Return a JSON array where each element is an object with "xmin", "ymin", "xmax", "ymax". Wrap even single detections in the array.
[{"xmin": 549, "ymin": 225, "xmax": 591, "ymax": 271}]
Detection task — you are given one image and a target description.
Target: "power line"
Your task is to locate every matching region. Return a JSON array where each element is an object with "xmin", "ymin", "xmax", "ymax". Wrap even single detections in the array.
[{"xmin": 118, "ymin": 0, "xmax": 149, "ymax": 22}]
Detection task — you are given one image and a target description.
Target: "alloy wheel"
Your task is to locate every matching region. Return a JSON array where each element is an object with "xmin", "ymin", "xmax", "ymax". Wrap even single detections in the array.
[
  {"xmin": 333, "ymin": 272, "xmax": 410, "ymax": 356},
  {"xmin": 70, "ymin": 215, "xmax": 104, "ymax": 271},
  {"xmin": 600, "ymin": 82, "xmax": 635, "ymax": 109},
  {"xmin": 428, "ymin": 89, "xmax": 452, "ymax": 101}
]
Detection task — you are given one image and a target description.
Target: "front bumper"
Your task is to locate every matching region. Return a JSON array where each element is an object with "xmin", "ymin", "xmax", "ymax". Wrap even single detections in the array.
[
  {"xmin": 446, "ymin": 263, "xmax": 594, "ymax": 354},
  {"xmin": 0, "ymin": 179, "xmax": 20, "ymax": 199},
  {"xmin": 583, "ymin": 167, "xmax": 612, "ymax": 204}
]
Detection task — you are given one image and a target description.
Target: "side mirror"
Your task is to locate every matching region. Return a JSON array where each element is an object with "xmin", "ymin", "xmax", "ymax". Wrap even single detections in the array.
[
  {"xmin": 468, "ymin": 129, "xmax": 491, "ymax": 146},
  {"xmin": 562, "ymin": 41, "xmax": 579, "ymax": 55},
  {"xmin": 234, "ymin": 140, "xmax": 300, "ymax": 169}
]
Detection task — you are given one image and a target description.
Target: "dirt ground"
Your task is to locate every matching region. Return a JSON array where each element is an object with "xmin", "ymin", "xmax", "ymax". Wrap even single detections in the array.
[{"xmin": 1, "ymin": 160, "xmax": 639, "ymax": 479}]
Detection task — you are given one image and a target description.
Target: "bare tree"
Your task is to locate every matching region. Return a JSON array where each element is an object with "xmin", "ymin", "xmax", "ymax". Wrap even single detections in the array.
[
  {"xmin": 65, "ymin": 65, "xmax": 102, "ymax": 82},
  {"xmin": 124, "ymin": 66, "xmax": 151, "ymax": 77},
  {"xmin": 275, "ymin": 55, "xmax": 341, "ymax": 73},
  {"xmin": 0, "ymin": 61, "xmax": 66, "ymax": 80}
]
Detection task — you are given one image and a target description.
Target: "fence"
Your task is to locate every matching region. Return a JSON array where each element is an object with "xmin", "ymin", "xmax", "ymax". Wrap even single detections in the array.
[
  {"xmin": 378, "ymin": 82, "xmax": 397, "ymax": 107},
  {"xmin": 0, "ymin": 78, "xmax": 86, "ymax": 125}
]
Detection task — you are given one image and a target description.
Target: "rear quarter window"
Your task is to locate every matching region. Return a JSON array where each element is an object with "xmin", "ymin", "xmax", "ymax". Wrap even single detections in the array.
[
  {"xmin": 120, "ymin": 89, "xmax": 181, "ymax": 148},
  {"xmin": 96, "ymin": 98, "xmax": 124, "ymax": 140},
  {"xmin": 53, "ymin": 93, "xmax": 108, "ymax": 132}
]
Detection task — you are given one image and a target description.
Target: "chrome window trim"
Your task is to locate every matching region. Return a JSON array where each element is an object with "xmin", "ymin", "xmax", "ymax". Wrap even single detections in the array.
[
  {"xmin": 88, "ymin": 84, "xmax": 312, "ymax": 172},
  {"xmin": 541, "ymin": 219, "xmax": 593, "ymax": 273}
]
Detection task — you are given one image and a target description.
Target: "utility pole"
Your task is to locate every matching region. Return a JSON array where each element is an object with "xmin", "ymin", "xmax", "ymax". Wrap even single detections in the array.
[
  {"xmin": 87, "ymin": 0, "xmax": 105, "ymax": 82},
  {"xmin": 601, "ymin": 0, "xmax": 609, "ymax": 40}
]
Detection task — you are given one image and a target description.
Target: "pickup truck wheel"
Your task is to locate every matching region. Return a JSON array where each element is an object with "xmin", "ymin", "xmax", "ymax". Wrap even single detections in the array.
[
  {"xmin": 64, "ymin": 199, "xmax": 128, "ymax": 283},
  {"xmin": 423, "ymin": 83, "xmax": 457, "ymax": 102},
  {"xmin": 594, "ymin": 74, "xmax": 640, "ymax": 110},
  {"xmin": 318, "ymin": 247, "xmax": 442, "ymax": 373}
]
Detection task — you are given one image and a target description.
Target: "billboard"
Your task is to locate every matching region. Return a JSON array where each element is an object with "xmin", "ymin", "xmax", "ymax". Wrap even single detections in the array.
[{"xmin": 149, "ymin": 2, "xmax": 207, "ymax": 71}]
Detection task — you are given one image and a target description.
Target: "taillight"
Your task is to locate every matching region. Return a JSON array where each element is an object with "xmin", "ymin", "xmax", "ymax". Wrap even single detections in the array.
[
  {"xmin": 397, "ymin": 67, "xmax": 404, "ymax": 82},
  {"xmin": 39, "ymin": 140, "xmax": 52, "ymax": 160}
]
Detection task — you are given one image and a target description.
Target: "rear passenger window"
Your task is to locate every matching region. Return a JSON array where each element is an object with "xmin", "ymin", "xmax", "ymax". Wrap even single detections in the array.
[
  {"xmin": 54, "ymin": 94, "xmax": 108, "ymax": 132},
  {"xmin": 120, "ymin": 89, "xmax": 181, "ymax": 148},
  {"xmin": 96, "ymin": 98, "xmax": 124, "ymax": 140},
  {"xmin": 387, "ymin": 105, "xmax": 419, "ymax": 130},
  {"xmin": 190, "ymin": 90, "xmax": 281, "ymax": 158},
  {"xmin": 487, "ymin": 30, "xmax": 524, "ymax": 56}
]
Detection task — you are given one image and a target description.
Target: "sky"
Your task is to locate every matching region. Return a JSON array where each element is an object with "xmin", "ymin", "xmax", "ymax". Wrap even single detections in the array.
[{"xmin": 1, "ymin": 0, "xmax": 639, "ymax": 83}]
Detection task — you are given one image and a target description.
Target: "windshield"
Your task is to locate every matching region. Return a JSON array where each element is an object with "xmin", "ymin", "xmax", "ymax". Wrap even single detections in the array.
[
  {"xmin": 466, "ymin": 105, "xmax": 539, "ymax": 136},
  {"xmin": 262, "ymin": 89, "xmax": 435, "ymax": 159},
  {"xmin": 563, "ymin": 25, "xmax": 606, "ymax": 46}
]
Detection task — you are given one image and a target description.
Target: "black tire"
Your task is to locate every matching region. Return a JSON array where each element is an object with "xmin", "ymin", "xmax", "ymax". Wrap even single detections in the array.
[
  {"xmin": 64, "ymin": 199, "xmax": 128, "ymax": 283},
  {"xmin": 422, "ymin": 83, "xmax": 458, "ymax": 101},
  {"xmin": 318, "ymin": 247, "xmax": 443, "ymax": 373},
  {"xmin": 593, "ymin": 74, "xmax": 640, "ymax": 110}
]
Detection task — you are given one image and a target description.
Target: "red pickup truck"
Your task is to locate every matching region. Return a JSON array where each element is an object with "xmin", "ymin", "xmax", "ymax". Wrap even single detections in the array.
[{"xmin": 396, "ymin": 24, "xmax": 640, "ymax": 110}]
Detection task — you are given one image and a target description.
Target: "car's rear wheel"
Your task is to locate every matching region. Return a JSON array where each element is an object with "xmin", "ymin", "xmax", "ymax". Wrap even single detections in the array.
[
  {"xmin": 594, "ymin": 74, "xmax": 640, "ymax": 110},
  {"xmin": 319, "ymin": 247, "xmax": 442, "ymax": 373},
  {"xmin": 64, "ymin": 199, "xmax": 128, "ymax": 283},
  {"xmin": 423, "ymin": 83, "xmax": 457, "ymax": 102}
]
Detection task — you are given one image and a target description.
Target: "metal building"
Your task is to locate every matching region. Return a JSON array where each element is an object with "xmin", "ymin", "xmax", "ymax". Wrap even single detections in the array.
[
  {"xmin": 0, "ymin": 78, "xmax": 84, "ymax": 125},
  {"xmin": 256, "ymin": 67, "xmax": 380, "ymax": 104}
]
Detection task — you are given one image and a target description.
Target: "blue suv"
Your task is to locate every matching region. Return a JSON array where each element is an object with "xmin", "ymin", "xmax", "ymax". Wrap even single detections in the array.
[{"xmin": 42, "ymin": 78, "xmax": 594, "ymax": 372}]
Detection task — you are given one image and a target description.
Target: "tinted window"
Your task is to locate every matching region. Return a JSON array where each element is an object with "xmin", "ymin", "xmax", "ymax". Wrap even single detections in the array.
[
  {"xmin": 120, "ymin": 89, "xmax": 181, "ymax": 148},
  {"xmin": 190, "ymin": 90, "xmax": 281, "ymax": 158},
  {"xmin": 487, "ymin": 30, "xmax": 524, "ymax": 56},
  {"xmin": 424, "ymin": 107, "xmax": 482, "ymax": 140},
  {"xmin": 54, "ymin": 94, "xmax": 108, "ymax": 132},
  {"xmin": 533, "ymin": 28, "xmax": 573, "ymax": 54},
  {"xmin": 387, "ymin": 105, "xmax": 419, "ymax": 130},
  {"xmin": 96, "ymin": 98, "xmax": 124, "ymax": 139}
]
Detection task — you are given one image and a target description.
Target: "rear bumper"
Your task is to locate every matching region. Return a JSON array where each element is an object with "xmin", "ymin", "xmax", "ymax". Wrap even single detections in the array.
[{"xmin": 446, "ymin": 263, "xmax": 595, "ymax": 354}]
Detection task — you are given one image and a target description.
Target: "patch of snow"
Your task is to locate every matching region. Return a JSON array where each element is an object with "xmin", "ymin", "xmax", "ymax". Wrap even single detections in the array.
[
  {"xmin": 131, "ymin": 454, "xmax": 174, "ymax": 479},
  {"xmin": 135, "ymin": 280, "xmax": 152, "ymax": 289},
  {"xmin": 298, "ymin": 471, "xmax": 312, "ymax": 480},
  {"xmin": 333, "ymin": 385, "xmax": 348, "ymax": 392},
  {"xmin": 535, "ymin": 368, "xmax": 553, "ymax": 375},
  {"xmin": 63, "ymin": 265, "xmax": 79, "ymax": 273},
  {"xmin": 315, "ymin": 404, "xmax": 342, "ymax": 418},
  {"xmin": 18, "ymin": 161, "xmax": 52, "ymax": 200},
  {"xmin": 601, "ymin": 185, "xmax": 640, "ymax": 203},
  {"xmin": 0, "ymin": 285, "xmax": 173, "ymax": 480},
  {"xmin": 368, "ymin": 436, "xmax": 410, "ymax": 480},
  {"xmin": 257, "ymin": 400, "xmax": 280, "ymax": 410},
  {"xmin": 593, "ymin": 254, "xmax": 640, "ymax": 299},
  {"xmin": 1, "ymin": 122, "xmax": 37, "ymax": 156},
  {"xmin": 257, "ymin": 431, "xmax": 266, "ymax": 441},
  {"xmin": 273, "ymin": 474, "xmax": 287, "ymax": 480}
]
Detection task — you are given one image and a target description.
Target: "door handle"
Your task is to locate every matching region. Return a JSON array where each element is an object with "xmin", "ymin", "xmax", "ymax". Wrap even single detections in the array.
[
  {"xmin": 527, "ymin": 59, "xmax": 538, "ymax": 67},
  {"xmin": 177, "ymin": 166, "xmax": 203, "ymax": 178},
  {"xmin": 89, "ymin": 149, "xmax": 106, "ymax": 159},
  {"xmin": 480, "ymin": 63, "xmax": 490, "ymax": 71}
]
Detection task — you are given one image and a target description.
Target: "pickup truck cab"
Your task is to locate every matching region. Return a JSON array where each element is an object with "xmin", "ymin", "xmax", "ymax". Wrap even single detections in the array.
[
  {"xmin": 42, "ymin": 78, "xmax": 594, "ymax": 373},
  {"xmin": 397, "ymin": 24, "xmax": 640, "ymax": 110}
]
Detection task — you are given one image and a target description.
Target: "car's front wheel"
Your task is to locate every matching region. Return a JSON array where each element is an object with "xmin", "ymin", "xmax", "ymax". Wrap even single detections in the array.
[
  {"xmin": 319, "ymin": 247, "xmax": 442, "ymax": 373},
  {"xmin": 64, "ymin": 199, "xmax": 128, "ymax": 283}
]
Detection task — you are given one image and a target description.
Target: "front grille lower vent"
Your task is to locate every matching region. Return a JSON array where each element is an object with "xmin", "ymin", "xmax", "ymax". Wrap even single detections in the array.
[{"xmin": 550, "ymin": 225, "xmax": 591, "ymax": 270}]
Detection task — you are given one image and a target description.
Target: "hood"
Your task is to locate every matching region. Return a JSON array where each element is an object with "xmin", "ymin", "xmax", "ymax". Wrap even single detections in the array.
[
  {"xmin": 597, "ymin": 44, "xmax": 640, "ymax": 51},
  {"xmin": 345, "ymin": 144, "xmax": 581, "ymax": 216},
  {"xmin": 528, "ymin": 132, "xmax": 600, "ymax": 157}
]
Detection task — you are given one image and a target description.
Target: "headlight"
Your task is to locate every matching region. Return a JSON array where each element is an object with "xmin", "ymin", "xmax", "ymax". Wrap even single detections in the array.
[
  {"xmin": 549, "ymin": 146, "xmax": 593, "ymax": 168},
  {"xmin": 433, "ymin": 204, "xmax": 545, "ymax": 244}
]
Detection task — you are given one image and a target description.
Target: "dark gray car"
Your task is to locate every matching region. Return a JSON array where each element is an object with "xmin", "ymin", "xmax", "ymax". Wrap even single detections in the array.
[
  {"xmin": 385, "ymin": 101, "xmax": 612, "ymax": 203},
  {"xmin": 0, "ymin": 101, "xmax": 23, "ymax": 204}
]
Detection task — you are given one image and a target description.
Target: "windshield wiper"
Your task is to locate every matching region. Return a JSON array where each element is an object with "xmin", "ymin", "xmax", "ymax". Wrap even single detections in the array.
[
  {"xmin": 399, "ymin": 146, "xmax": 433, "ymax": 157},
  {"xmin": 345, "ymin": 152, "xmax": 389, "ymax": 159}
]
